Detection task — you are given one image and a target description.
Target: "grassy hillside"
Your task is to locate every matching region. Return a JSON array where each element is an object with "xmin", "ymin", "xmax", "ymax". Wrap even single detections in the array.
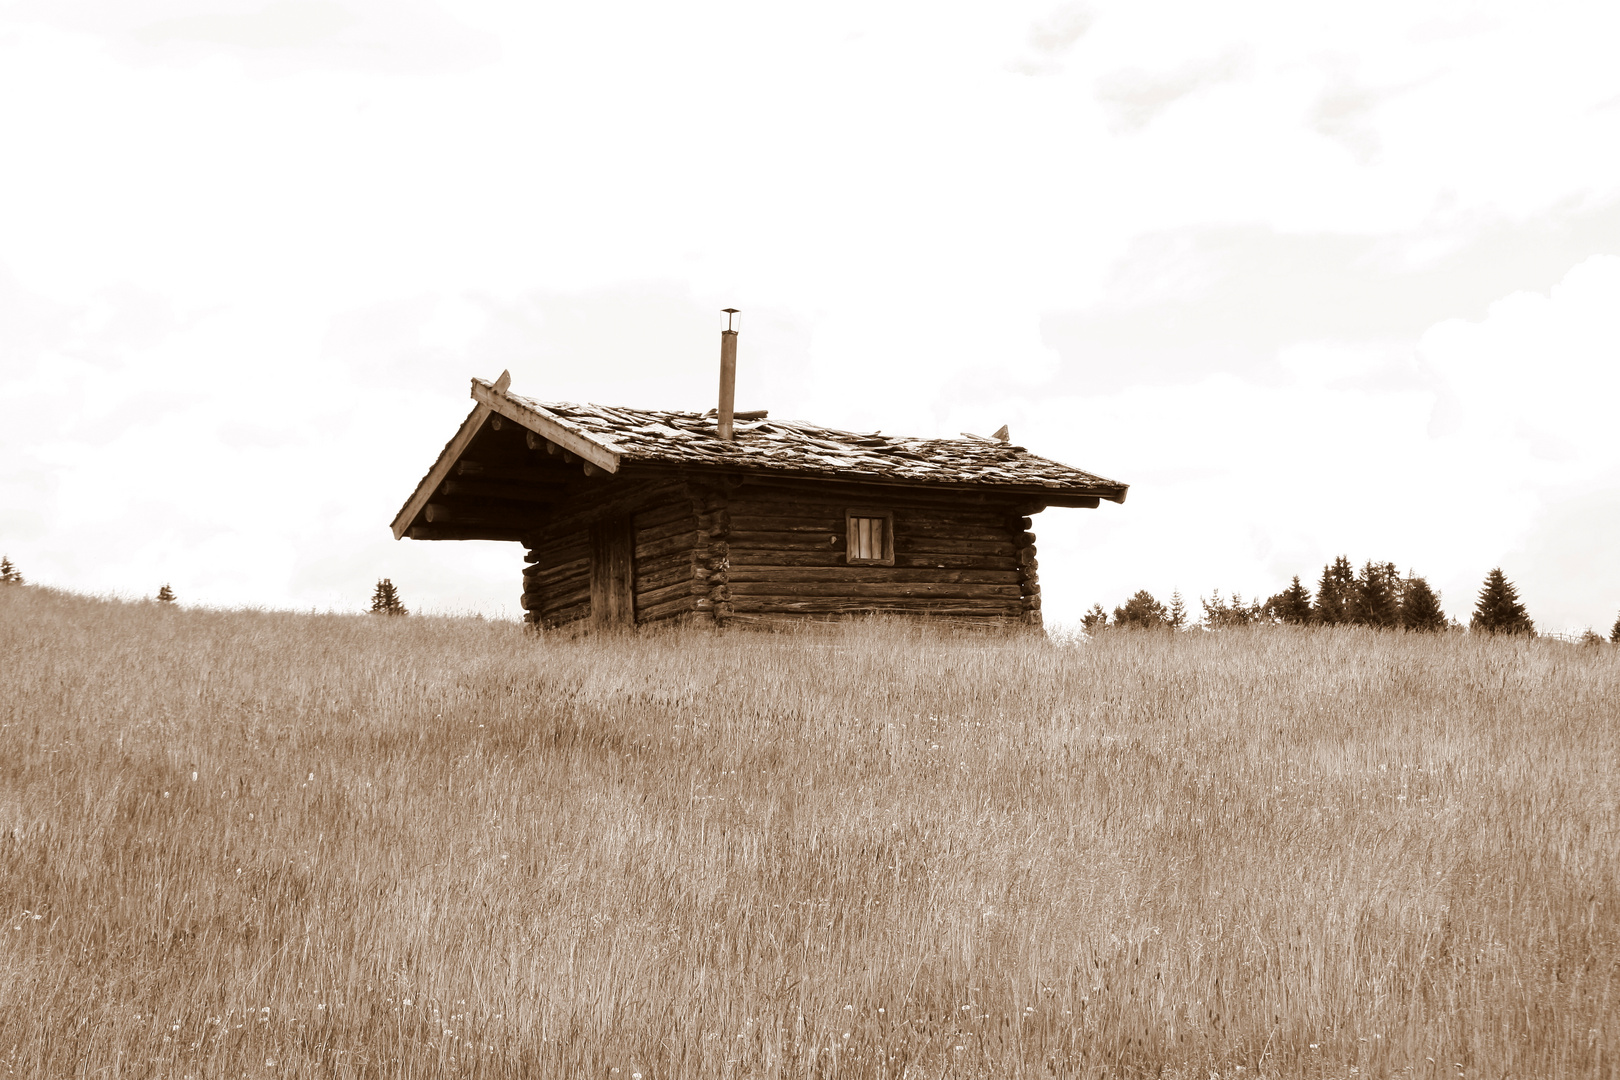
[{"xmin": 1, "ymin": 586, "xmax": 1617, "ymax": 1078}]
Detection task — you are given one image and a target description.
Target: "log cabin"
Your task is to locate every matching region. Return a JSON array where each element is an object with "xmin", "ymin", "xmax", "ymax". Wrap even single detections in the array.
[{"xmin": 391, "ymin": 339, "xmax": 1127, "ymax": 629}]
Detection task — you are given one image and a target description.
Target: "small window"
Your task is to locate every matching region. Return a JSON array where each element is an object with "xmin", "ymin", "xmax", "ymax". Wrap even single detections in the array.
[{"xmin": 846, "ymin": 509, "xmax": 895, "ymax": 565}]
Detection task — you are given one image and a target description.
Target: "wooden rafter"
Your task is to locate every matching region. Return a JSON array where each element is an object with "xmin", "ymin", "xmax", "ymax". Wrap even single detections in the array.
[
  {"xmin": 469, "ymin": 379, "xmax": 621, "ymax": 474},
  {"xmin": 390, "ymin": 403, "xmax": 492, "ymax": 540}
]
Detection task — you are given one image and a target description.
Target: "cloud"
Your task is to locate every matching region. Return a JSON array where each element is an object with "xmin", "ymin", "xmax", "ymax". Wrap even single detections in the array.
[
  {"xmin": 1309, "ymin": 72, "xmax": 1386, "ymax": 163},
  {"xmin": 0, "ymin": 271, "xmax": 181, "ymax": 378},
  {"xmin": 1001, "ymin": 254, "xmax": 1620, "ymax": 630},
  {"xmin": 1094, "ymin": 47, "xmax": 1249, "ymax": 131},
  {"xmin": 1037, "ymin": 198, "xmax": 1620, "ymax": 392},
  {"xmin": 132, "ymin": 1, "xmax": 355, "ymax": 49},
  {"xmin": 0, "ymin": 268, "xmax": 72, "ymax": 379},
  {"xmin": 1306, "ymin": 59, "xmax": 1427, "ymax": 164},
  {"xmin": 1007, "ymin": 3, "xmax": 1093, "ymax": 76},
  {"xmin": 5, "ymin": 0, "xmax": 499, "ymax": 74},
  {"xmin": 1501, "ymin": 485, "xmax": 1620, "ymax": 635},
  {"xmin": 1418, "ymin": 253, "xmax": 1620, "ymax": 487}
]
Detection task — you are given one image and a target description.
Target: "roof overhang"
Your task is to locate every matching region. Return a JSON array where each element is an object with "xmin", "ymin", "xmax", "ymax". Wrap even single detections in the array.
[
  {"xmin": 469, "ymin": 378, "xmax": 623, "ymax": 474},
  {"xmin": 390, "ymin": 373, "xmax": 626, "ymax": 540},
  {"xmin": 393, "ymin": 374, "xmax": 1126, "ymax": 540}
]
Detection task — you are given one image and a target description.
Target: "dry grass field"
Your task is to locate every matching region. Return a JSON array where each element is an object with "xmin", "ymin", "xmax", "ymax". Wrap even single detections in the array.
[{"xmin": 2, "ymin": 585, "xmax": 1617, "ymax": 1079}]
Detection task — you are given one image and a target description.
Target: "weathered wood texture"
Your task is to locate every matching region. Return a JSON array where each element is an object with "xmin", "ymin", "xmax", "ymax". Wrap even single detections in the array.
[
  {"xmin": 515, "ymin": 471, "xmax": 1043, "ymax": 630},
  {"xmin": 589, "ymin": 517, "xmax": 636, "ymax": 627},
  {"xmin": 717, "ymin": 479, "xmax": 1042, "ymax": 625},
  {"xmin": 520, "ymin": 475, "xmax": 704, "ymax": 629}
]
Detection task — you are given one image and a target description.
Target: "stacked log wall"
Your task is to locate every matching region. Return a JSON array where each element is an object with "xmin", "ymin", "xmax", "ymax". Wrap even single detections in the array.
[
  {"xmin": 521, "ymin": 477, "xmax": 698, "ymax": 629},
  {"xmin": 630, "ymin": 494, "xmax": 705, "ymax": 625},
  {"xmin": 722, "ymin": 479, "xmax": 1040, "ymax": 625}
]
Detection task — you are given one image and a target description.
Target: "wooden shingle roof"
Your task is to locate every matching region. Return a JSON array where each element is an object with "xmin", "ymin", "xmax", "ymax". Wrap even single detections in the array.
[
  {"xmin": 481, "ymin": 379, "xmax": 1127, "ymax": 501},
  {"xmin": 392, "ymin": 376, "xmax": 1126, "ymax": 539}
]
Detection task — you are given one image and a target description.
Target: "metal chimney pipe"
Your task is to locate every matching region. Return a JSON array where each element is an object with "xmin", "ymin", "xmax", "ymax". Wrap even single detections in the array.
[{"xmin": 718, "ymin": 308, "xmax": 739, "ymax": 441}]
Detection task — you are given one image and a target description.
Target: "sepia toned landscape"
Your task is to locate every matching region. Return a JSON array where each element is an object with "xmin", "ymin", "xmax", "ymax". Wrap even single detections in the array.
[{"xmin": 4, "ymin": 583, "xmax": 1616, "ymax": 1078}]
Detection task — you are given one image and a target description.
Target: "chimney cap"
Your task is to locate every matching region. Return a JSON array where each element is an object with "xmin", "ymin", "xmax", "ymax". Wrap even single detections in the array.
[{"xmin": 721, "ymin": 308, "xmax": 741, "ymax": 333}]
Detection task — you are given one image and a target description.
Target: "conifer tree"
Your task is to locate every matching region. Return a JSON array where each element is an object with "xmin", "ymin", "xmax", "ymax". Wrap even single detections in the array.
[
  {"xmin": 1399, "ymin": 574, "xmax": 1446, "ymax": 632},
  {"xmin": 156, "ymin": 584, "xmax": 176, "ymax": 603},
  {"xmin": 1353, "ymin": 561, "xmax": 1402, "ymax": 629},
  {"xmin": 1113, "ymin": 589, "xmax": 1169, "ymax": 629},
  {"xmin": 1202, "ymin": 590, "xmax": 1264, "ymax": 629},
  {"xmin": 1610, "ymin": 611, "xmax": 1620, "ymax": 645},
  {"xmin": 0, "ymin": 556, "xmax": 20, "ymax": 585},
  {"xmin": 1313, "ymin": 556, "xmax": 1356, "ymax": 625},
  {"xmin": 1470, "ymin": 568, "xmax": 1534, "ymax": 636},
  {"xmin": 1264, "ymin": 576, "xmax": 1314, "ymax": 625},
  {"xmin": 1167, "ymin": 591, "xmax": 1188, "ymax": 631},
  {"xmin": 370, "ymin": 578, "xmax": 408, "ymax": 616},
  {"xmin": 1081, "ymin": 603, "xmax": 1108, "ymax": 634}
]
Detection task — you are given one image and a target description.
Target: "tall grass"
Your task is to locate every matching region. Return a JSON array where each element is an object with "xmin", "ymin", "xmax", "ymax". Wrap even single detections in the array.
[{"xmin": 2, "ymin": 585, "xmax": 1617, "ymax": 1078}]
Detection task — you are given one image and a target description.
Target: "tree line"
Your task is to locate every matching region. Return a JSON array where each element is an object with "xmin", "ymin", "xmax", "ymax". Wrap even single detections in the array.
[
  {"xmin": 4, "ymin": 552, "xmax": 1618, "ymax": 640},
  {"xmin": 0, "ymin": 556, "xmax": 410, "ymax": 617},
  {"xmin": 1084, "ymin": 559, "xmax": 1562, "ymax": 637}
]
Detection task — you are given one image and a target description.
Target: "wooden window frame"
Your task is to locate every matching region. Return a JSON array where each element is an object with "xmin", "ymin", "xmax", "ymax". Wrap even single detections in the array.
[{"xmin": 845, "ymin": 508, "xmax": 895, "ymax": 566}]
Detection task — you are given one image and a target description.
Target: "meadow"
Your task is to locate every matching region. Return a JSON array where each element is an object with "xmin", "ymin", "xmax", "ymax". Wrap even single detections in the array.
[{"xmin": 1, "ymin": 585, "xmax": 1617, "ymax": 1079}]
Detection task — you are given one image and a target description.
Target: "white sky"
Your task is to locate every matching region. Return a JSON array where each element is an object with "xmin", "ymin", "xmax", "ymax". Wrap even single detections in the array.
[{"xmin": 3, "ymin": 0, "xmax": 1618, "ymax": 632}]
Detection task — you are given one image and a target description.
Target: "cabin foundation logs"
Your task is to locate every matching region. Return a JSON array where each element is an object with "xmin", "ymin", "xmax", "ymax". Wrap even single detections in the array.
[{"xmin": 690, "ymin": 482, "xmax": 732, "ymax": 625}]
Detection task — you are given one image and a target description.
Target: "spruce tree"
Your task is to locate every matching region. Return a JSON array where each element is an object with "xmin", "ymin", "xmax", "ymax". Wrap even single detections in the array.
[
  {"xmin": 1399, "ymin": 574, "xmax": 1446, "ymax": 632},
  {"xmin": 1313, "ymin": 556, "xmax": 1356, "ymax": 625},
  {"xmin": 1470, "ymin": 568, "xmax": 1534, "ymax": 636},
  {"xmin": 1353, "ymin": 561, "xmax": 1402, "ymax": 629},
  {"xmin": 0, "ymin": 556, "xmax": 20, "ymax": 585},
  {"xmin": 1167, "ymin": 591, "xmax": 1188, "ymax": 631},
  {"xmin": 370, "ymin": 578, "xmax": 408, "ymax": 616},
  {"xmin": 1080, "ymin": 603, "xmax": 1108, "ymax": 634},
  {"xmin": 1113, "ymin": 589, "xmax": 1169, "ymax": 629},
  {"xmin": 156, "ymin": 584, "xmax": 176, "ymax": 603},
  {"xmin": 1264, "ymin": 576, "xmax": 1314, "ymax": 625},
  {"xmin": 1610, "ymin": 611, "xmax": 1620, "ymax": 645}
]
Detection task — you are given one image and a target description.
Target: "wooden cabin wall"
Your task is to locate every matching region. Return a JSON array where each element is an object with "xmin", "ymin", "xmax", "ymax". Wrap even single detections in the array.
[
  {"xmin": 517, "ymin": 471, "xmax": 1044, "ymax": 630},
  {"xmin": 520, "ymin": 476, "xmax": 725, "ymax": 628},
  {"xmin": 715, "ymin": 478, "xmax": 1043, "ymax": 627}
]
